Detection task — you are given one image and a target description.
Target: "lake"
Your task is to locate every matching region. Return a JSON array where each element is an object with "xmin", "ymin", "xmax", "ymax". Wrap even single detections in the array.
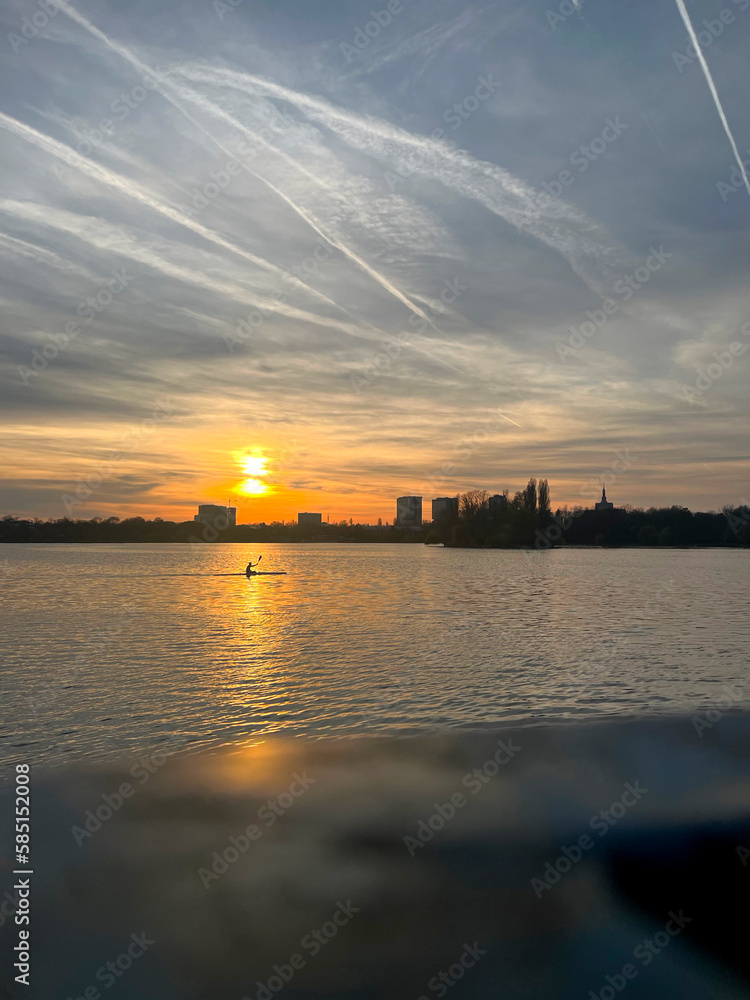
[{"xmin": 1, "ymin": 543, "xmax": 747, "ymax": 769}]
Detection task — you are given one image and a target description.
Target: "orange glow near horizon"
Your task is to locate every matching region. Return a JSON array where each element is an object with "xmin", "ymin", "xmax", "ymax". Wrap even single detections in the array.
[{"xmin": 10, "ymin": 415, "xmax": 743, "ymax": 525}]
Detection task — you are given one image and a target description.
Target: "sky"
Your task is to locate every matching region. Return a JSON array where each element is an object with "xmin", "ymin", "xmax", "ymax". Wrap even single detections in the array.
[{"xmin": 1, "ymin": 0, "xmax": 749, "ymax": 524}]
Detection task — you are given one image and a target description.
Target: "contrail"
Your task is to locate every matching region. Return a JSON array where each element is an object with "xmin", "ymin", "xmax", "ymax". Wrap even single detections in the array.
[
  {"xmin": 675, "ymin": 0, "xmax": 750, "ymax": 197},
  {"xmin": 56, "ymin": 5, "xmax": 479, "ymax": 381},
  {"xmin": 58, "ymin": 4, "xmax": 439, "ymax": 331},
  {"xmin": 55, "ymin": 5, "xmax": 355, "ymax": 321},
  {"xmin": 0, "ymin": 198, "xmax": 373, "ymax": 341},
  {"xmin": 178, "ymin": 63, "xmax": 625, "ymax": 297},
  {"xmin": 0, "ymin": 109, "xmax": 349, "ymax": 320},
  {"xmin": 495, "ymin": 412, "xmax": 524, "ymax": 429},
  {"xmin": 152, "ymin": 86, "xmax": 441, "ymax": 331}
]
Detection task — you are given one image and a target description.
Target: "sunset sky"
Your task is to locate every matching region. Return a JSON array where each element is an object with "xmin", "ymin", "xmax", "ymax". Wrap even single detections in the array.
[{"xmin": 1, "ymin": 0, "xmax": 749, "ymax": 524}]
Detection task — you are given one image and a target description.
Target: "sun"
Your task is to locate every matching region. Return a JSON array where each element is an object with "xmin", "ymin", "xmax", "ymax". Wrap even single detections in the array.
[
  {"xmin": 239, "ymin": 477, "xmax": 268, "ymax": 496},
  {"xmin": 237, "ymin": 454, "xmax": 270, "ymax": 496},
  {"xmin": 241, "ymin": 456, "xmax": 268, "ymax": 477}
]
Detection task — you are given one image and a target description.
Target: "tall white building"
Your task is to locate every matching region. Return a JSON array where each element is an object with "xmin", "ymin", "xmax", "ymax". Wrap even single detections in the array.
[
  {"xmin": 298, "ymin": 512, "xmax": 322, "ymax": 527},
  {"xmin": 396, "ymin": 496, "xmax": 422, "ymax": 526},
  {"xmin": 194, "ymin": 504, "xmax": 236, "ymax": 527},
  {"xmin": 432, "ymin": 496, "xmax": 458, "ymax": 521}
]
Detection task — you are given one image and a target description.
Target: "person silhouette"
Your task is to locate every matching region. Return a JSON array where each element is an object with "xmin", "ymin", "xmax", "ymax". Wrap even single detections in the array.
[{"xmin": 245, "ymin": 557, "xmax": 261, "ymax": 576}]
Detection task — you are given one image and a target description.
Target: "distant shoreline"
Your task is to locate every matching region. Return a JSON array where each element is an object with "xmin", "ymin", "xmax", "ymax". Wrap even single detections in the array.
[
  {"xmin": 0, "ymin": 539, "xmax": 746, "ymax": 550},
  {"xmin": 2, "ymin": 502, "xmax": 748, "ymax": 548}
]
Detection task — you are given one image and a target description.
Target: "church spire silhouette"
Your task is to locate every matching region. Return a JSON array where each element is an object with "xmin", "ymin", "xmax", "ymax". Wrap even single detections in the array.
[{"xmin": 595, "ymin": 485, "xmax": 613, "ymax": 511}]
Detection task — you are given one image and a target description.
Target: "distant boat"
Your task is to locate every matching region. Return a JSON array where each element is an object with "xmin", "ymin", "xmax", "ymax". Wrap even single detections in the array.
[{"xmin": 244, "ymin": 556, "xmax": 285, "ymax": 577}]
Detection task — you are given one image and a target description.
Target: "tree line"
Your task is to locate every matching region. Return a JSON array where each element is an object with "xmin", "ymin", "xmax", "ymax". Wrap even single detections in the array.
[
  {"xmin": 427, "ymin": 479, "xmax": 552, "ymax": 547},
  {"xmin": 0, "ymin": 515, "xmax": 424, "ymax": 544},
  {"xmin": 426, "ymin": 478, "xmax": 750, "ymax": 548}
]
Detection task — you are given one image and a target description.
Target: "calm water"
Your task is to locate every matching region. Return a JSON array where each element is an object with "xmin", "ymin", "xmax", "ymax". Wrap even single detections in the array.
[{"xmin": 1, "ymin": 543, "xmax": 748, "ymax": 768}]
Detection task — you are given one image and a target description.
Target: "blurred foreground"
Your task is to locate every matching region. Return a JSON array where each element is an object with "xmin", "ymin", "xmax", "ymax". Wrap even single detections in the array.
[{"xmin": 3, "ymin": 714, "xmax": 750, "ymax": 999}]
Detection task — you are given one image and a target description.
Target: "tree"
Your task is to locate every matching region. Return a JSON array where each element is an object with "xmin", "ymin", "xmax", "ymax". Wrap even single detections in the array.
[
  {"xmin": 638, "ymin": 525, "xmax": 658, "ymax": 546},
  {"xmin": 459, "ymin": 491, "xmax": 490, "ymax": 541},
  {"xmin": 538, "ymin": 479, "xmax": 551, "ymax": 520},
  {"xmin": 451, "ymin": 524, "xmax": 470, "ymax": 546},
  {"xmin": 511, "ymin": 508, "xmax": 537, "ymax": 547},
  {"xmin": 523, "ymin": 477, "xmax": 537, "ymax": 512},
  {"xmin": 459, "ymin": 490, "xmax": 490, "ymax": 522},
  {"xmin": 490, "ymin": 526, "xmax": 511, "ymax": 548},
  {"xmin": 657, "ymin": 526, "xmax": 674, "ymax": 546}
]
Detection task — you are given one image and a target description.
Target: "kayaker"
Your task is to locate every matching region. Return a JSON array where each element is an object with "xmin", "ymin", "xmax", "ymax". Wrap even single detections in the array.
[{"xmin": 245, "ymin": 557, "xmax": 261, "ymax": 576}]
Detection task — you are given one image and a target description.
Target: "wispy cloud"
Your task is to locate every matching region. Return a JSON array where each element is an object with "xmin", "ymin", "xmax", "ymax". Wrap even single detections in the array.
[{"xmin": 0, "ymin": 229, "xmax": 95, "ymax": 279}]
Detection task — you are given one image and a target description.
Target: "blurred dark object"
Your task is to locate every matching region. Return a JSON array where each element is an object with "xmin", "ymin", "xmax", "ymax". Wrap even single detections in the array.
[
  {"xmin": 2, "ymin": 714, "xmax": 750, "ymax": 999},
  {"xmin": 608, "ymin": 818, "xmax": 750, "ymax": 981}
]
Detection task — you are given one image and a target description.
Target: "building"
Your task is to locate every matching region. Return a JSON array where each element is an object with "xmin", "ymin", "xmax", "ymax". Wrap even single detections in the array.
[
  {"xmin": 396, "ymin": 496, "xmax": 422, "ymax": 526},
  {"xmin": 432, "ymin": 496, "xmax": 458, "ymax": 521},
  {"xmin": 489, "ymin": 493, "xmax": 509, "ymax": 514},
  {"xmin": 298, "ymin": 512, "xmax": 323, "ymax": 527},
  {"xmin": 194, "ymin": 504, "xmax": 236, "ymax": 527},
  {"xmin": 594, "ymin": 487, "xmax": 614, "ymax": 512}
]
